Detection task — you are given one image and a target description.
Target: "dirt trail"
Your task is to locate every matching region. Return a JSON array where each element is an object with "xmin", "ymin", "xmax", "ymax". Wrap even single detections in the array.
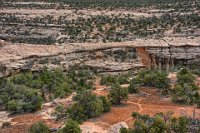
[
  {"xmin": 127, "ymin": 98, "xmax": 143, "ymax": 113},
  {"xmin": 124, "ymin": 98, "xmax": 143, "ymax": 123}
]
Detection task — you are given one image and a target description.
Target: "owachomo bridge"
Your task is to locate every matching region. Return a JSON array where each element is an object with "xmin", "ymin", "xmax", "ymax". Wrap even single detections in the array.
[{"xmin": 0, "ymin": 37, "xmax": 200, "ymax": 77}]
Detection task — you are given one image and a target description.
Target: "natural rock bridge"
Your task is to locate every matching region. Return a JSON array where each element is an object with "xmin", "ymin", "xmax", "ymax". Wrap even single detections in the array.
[{"xmin": 0, "ymin": 37, "xmax": 200, "ymax": 77}]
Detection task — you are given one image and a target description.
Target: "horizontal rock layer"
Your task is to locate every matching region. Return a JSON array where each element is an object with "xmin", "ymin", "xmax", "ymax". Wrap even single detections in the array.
[{"xmin": 0, "ymin": 37, "xmax": 200, "ymax": 77}]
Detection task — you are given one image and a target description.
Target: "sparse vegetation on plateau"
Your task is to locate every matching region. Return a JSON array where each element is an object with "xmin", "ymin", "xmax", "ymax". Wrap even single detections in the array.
[
  {"xmin": 5, "ymin": 0, "xmax": 197, "ymax": 9},
  {"xmin": 1, "ymin": 12, "xmax": 200, "ymax": 44}
]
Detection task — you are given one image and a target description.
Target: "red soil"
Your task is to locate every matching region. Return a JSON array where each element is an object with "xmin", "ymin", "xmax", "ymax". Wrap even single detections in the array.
[{"xmin": 0, "ymin": 113, "xmax": 61, "ymax": 133}]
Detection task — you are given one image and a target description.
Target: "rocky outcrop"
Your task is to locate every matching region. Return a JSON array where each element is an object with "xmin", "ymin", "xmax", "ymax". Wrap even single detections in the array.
[{"xmin": 108, "ymin": 122, "xmax": 128, "ymax": 133}]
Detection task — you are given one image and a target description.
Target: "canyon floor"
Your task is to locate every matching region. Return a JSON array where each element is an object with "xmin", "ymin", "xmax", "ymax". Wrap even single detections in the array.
[{"xmin": 1, "ymin": 76, "xmax": 200, "ymax": 133}]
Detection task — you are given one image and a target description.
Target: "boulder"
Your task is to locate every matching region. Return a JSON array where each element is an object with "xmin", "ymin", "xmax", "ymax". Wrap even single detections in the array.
[{"xmin": 0, "ymin": 40, "xmax": 5, "ymax": 47}]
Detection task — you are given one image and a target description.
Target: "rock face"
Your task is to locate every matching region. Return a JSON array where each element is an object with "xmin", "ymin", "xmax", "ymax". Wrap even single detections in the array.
[
  {"xmin": 147, "ymin": 46, "xmax": 200, "ymax": 60},
  {"xmin": 0, "ymin": 42, "xmax": 143, "ymax": 77},
  {"xmin": 145, "ymin": 46, "xmax": 200, "ymax": 70},
  {"xmin": 108, "ymin": 122, "xmax": 129, "ymax": 133},
  {"xmin": 0, "ymin": 37, "xmax": 200, "ymax": 77}
]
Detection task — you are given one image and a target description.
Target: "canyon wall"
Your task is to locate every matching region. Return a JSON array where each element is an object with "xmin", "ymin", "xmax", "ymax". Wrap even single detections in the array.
[
  {"xmin": 1, "ymin": 37, "xmax": 200, "ymax": 77},
  {"xmin": 0, "ymin": 41, "xmax": 143, "ymax": 77},
  {"xmin": 141, "ymin": 46, "xmax": 200, "ymax": 70}
]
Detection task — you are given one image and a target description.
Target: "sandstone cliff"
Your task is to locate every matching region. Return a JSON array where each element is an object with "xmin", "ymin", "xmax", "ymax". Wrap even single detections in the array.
[{"xmin": 0, "ymin": 37, "xmax": 200, "ymax": 77}]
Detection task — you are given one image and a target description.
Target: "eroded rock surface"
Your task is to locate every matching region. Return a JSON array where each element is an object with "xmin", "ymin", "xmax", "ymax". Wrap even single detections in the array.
[
  {"xmin": 108, "ymin": 122, "xmax": 128, "ymax": 133},
  {"xmin": 0, "ymin": 37, "xmax": 200, "ymax": 77}
]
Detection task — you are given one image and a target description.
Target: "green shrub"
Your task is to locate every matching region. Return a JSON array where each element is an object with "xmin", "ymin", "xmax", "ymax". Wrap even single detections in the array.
[
  {"xmin": 173, "ymin": 68, "xmax": 200, "ymax": 105},
  {"xmin": 99, "ymin": 96, "xmax": 111, "ymax": 112},
  {"xmin": 177, "ymin": 68, "xmax": 195, "ymax": 85},
  {"xmin": 57, "ymin": 91, "xmax": 111, "ymax": 123},
  {"xmin": 5, "ymin": 86, "xmax": 43, "ymax": 113},
  {"xmin": 22, "ymin": 89, "xmax": 43, "ymax": 111},
  {"xmin": 67, "ymin": 90, "xmax": 104, "ymax": 123},
  {"xmin": 100, "ymin": 75, "xmax": 118, "ymax": 85},
  {"xmin": 53, "ymin": 105, "xmax": 66, "ymax": 120},
  {"xmin": 7, "ymin": 100, "xmax": 18, "ymax": 112},
  {"xmin": 171, "ymin": 117, "xmax": 189, "ymax": 133},
  {"xmin": 128, "ymin": 78, "xmax": 141, "ymax": 93},
  {"xmin": 120, "ymin": 127, "xmax": 131, "ymax": 133},
  {"xmin": 108, "ymin": 84, "xmax": 128, "ymax": 104},
  {"xmin": 29, "ymin": 122, "xmax": 50, "ymax": 133},
  {"xmin": 54, "ymin": 82, "xmax": 72, "ymax": 98},
  {"xmin": 138, "ymin": 70, "xmax": 170, "ymax": 89},
  {"xmin": 58, "ymin": 119, "xmax": 81, "ymax": 133},
  {"xmin": 172, "ymin": 84, "xmax": 200, "ymax": 105},
  {"xmin": 67, "ymin": 103, "xmax": 87, "ymax": 123},
  {"xmin": 76, "ymin": 91, "xmax": 103, "ymax": 117}
]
